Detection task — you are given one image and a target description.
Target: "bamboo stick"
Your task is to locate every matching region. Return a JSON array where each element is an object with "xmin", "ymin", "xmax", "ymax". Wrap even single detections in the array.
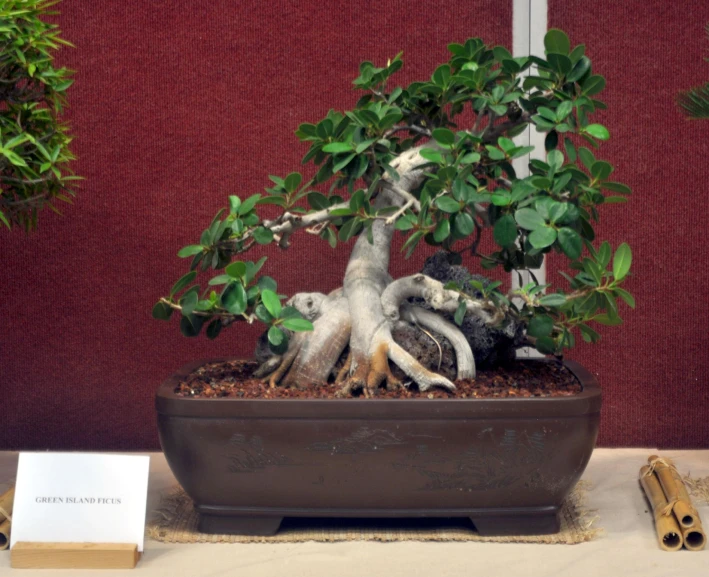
[
  {"xmin": 0, "ymin": 487, "xmax": 13, "ymax": 523},
  {"xmin": 682, "ymin": 520, "xmax": 707, "ymax": 552},
  {"xmin": 0, "ymin": 519, "xmax": 9, "ymax": 551},
  {"xmin": 0, "ymin": 487, "xmax": 14, "ymax": 551},
  {"xmin": 648, "ymin": 455, "xmax": 700, "ymax": 529},
  {"xmin": 639, "ymin": 465, "xmax": 683, "ymax": 551}
]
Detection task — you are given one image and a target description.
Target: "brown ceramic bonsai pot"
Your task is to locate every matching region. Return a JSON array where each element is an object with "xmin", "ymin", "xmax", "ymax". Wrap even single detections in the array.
[{"xmin": 156, "ymin": 358, "xmax": 601, "ymax": 536}]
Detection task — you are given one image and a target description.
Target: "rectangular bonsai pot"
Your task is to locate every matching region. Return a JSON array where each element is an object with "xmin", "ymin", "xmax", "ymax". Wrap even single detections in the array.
[{"xmin": 156, "ymin": 359, "xmax": 600, "ymax": 536}]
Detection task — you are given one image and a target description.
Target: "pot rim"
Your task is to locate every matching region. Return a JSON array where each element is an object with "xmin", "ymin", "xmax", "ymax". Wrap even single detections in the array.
[{"xmin": 156, "ymin": 358, "xmax": 601, "ymax": 420}]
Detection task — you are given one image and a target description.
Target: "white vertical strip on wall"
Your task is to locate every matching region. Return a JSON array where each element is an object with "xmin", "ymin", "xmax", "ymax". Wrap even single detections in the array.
[{"xmin": 512, "ymin": 0, "xmax": 547, "ymax": 357}]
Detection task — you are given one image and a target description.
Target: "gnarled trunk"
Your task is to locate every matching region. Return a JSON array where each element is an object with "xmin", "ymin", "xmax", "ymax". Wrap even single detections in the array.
[{"xmin": 258, "ymin": 147, "xmax": 477, "ymax": 394}]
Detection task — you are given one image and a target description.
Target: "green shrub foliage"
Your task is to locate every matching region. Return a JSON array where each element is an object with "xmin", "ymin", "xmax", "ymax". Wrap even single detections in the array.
[{"xmin": 0, "ymin": 0, "xmax": 77, "ymax": 231}]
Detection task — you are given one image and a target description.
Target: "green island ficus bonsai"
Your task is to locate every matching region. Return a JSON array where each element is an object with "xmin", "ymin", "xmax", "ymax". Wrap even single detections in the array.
[
  {"xmin": 0, "ymin": 0, "xmax": 77, "ymax": 231},
  {"xmin": 154, "ymin": 29, "xmax": 635, "ymax": 396}
]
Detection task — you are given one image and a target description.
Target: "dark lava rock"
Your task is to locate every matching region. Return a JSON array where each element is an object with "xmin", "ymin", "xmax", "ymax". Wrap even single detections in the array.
[{"xmin": 419, "ymin": 251, "xmax": 525, "ymax": 368}]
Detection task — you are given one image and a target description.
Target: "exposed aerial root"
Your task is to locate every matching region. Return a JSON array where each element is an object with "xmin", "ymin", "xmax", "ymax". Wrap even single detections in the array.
[
  {"xmin": 267, "ymin": 334, "xmax": 302, "ymax": 389},
  {"xmin": 335, "ymin": 349, "xmax": 353, "ymax": 384},
  {"xmin": 402, "ymin": 304, "xmax": 476, "ymax": 379},
  {"xmin": 253, "ymin": 355, "xmax": 282, "ymax": 379},
  {"xmin": 387, "ymin": 340, "xmax": 456, "ymax": 392}
]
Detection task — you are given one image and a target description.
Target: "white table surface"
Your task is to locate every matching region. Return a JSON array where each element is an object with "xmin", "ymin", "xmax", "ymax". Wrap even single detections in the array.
[{"xmin": 0, "ymin": 449, "xmax": 707, "ymax": 576}]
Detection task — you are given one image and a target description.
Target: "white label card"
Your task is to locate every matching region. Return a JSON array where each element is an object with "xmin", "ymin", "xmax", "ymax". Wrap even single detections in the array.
[{"xmin": 10, "ymin": 453, "xmax": 150, "ymax": 551}]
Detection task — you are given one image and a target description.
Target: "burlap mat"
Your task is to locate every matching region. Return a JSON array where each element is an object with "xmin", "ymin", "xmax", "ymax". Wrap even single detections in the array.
[{"xmin": 146, "ymin": 481, "xmax": 601, "ymax": 544}]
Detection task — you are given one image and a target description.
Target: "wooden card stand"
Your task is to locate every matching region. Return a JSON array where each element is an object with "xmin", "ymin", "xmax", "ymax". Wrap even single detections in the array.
[{"xmin": 11, "ymin": 542, "xmax": 140, "ymax": 569}]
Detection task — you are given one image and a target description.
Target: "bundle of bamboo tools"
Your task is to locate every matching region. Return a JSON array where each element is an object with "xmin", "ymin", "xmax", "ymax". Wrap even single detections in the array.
[
  {"xmin": 640, "ymin": 455, "xmax": 706, "ymax": 551},
  {"xmin": 0, "ymin": 486, "xmax": 13, "ymax": 551}
]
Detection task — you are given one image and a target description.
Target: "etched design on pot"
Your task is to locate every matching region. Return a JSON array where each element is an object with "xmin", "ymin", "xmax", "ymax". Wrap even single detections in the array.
[
  {"xmin": 392, "ymin": 428, "xmax": 551, "ymax": 492},
  {"xmin": 225, "ymin": 433, "xmax": 296, "ymax": 473},
  {"xmin": 308, "ymin": 426, "xmax": 405, "ymax": 454}
]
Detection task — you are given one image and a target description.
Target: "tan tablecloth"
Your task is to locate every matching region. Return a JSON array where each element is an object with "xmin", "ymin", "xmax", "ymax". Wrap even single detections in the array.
[{"xmin": 0, "ymin": 449, "xmax": 707, "ymax": 576}]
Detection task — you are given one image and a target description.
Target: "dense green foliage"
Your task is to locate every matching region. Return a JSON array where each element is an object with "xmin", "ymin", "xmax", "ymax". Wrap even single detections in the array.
[
  {"xmin": 0, "ymin": 0, "xmax": 77, "ymax": 231},
  {"xmin": 156, "ymin": 29, "xmax": 635, "ymax": 357}
]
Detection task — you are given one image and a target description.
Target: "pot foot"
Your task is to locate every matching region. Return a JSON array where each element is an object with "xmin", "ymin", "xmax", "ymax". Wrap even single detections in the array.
[
  {"xmin": 198, "ymin": 514, "xmax": 283, "ymax": 536},
  {"xmin": 472, "ymin": 510, "xmax": 560, "ymax": 536}
]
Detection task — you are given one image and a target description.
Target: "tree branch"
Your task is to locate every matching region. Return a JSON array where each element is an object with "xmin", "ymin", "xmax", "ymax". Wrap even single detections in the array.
[{"xmin": 482, "ymin": 112, "xmax": 532, "ymax": 143}]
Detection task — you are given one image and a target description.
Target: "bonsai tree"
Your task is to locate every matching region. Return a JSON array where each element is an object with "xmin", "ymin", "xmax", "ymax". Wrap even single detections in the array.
[
  {"xmin": 154, "ymin": 29, "xmax": 634, "ymax": 396},
  {"xmin": 677, "ymin": 23, "xmax": 709, "ymax": 119},
  {"xmin": 0, "ymin": 0, "xmax": 77, "ymax": 231}
]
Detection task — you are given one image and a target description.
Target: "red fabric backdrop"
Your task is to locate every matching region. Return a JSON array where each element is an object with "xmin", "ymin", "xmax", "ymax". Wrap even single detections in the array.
[
  {"xmin": 0, "ymin": 1, "xmax": 707, "ymax": 450},
  {"xmin": 548, "ymin": 0, "xmax": 709, "ymax": 447}
]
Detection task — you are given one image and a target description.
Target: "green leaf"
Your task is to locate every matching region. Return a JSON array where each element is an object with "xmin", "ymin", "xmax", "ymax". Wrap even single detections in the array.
[
  {"xmin": 222, "ymin": 282, "xmax": 247, "ymax": 315},
  {"xmin": 557, "ymin": 227, "xmax": 582, "ymax": 259},
  {"xmin": 355, "ymin": 138, "xmax": 377, "ymax": 153},
  {"xmin": 432, "ymin": 127, "xmax": 455, "ymax": 146},
  {"xmin": 419, "ymin": 148, "xmax": 444, "ymax": 164},
  {"xmin": 539, "ymin": 293, "xmax": 567, "ymax": 307},
  {"xmin": 529, "ymin": 226, "xmax": 558, "ymax": 249},
  {"xmin": 535, "ymin": 336, "xmax": 557, "ymax": 355},
  {"xmin": 615, "ymin": 287, "xmax": 636, "ymax": 309},
  {"xmin": 178, "ymin": 245, "xmax": 204, "ymax": 258},
  {"xmin": 597, "ymin": 241, "xmax": 612, "ymax": 268},
  {"xmin": 208, "ymin": 274, "xmax": 231, "ymax": 286},
  {"xmin": 206, "ymin": 319, "xmax": 223, "ymax": 340},
  {"xmin": 454, "ymin": 300, "xmax": 466, "ymax": 326},
  {"xmin": 515, "ymin": 208, "xmax": 546, "ymax": 230},
  {"xmin": 567, "ymin": 56, "xmax": 591, "ymax": 83},
  {"xmin": 268, "ymin": 325, "xmax": 285, "ymax": 347},
  {"xmin": 433, "ymin": 219, "xmax": 450, "ymax": 243},
  {"xmin": 544, "ymin": 29, "xmax": 571, "ymax": 55},
  {"xmin": 284, "ymin": 172, "xmax": 302, "ymax": 192},
  {"xmin": 152, "ymin": 301, "xmax": 173, "ymax": 321},
  {"xmin": 593, "ymin": 314, "xmax": 623, "ymax": 326},
  {"xmin": 578, "ymin": 323, "xmax": 600, "ymax": 343},
  {"xmin": 226, "ymin": 261, "xmax": 246, "ymax": 278},
  {"xmin": 548, "ymin": 53, "xmax": 572, "ymax": 75},
  {"xmin": 254, "ymin": 304, "xmax": 273, "ymax": 323},
  {"xmin": 528, "ymin": 315, "xmax": 554, "ymax": 338},
  {"xmin": 547, "ymin": 149, "xmax": 564, "ymax": 171},
  {"xmin": 602, "ymin": 181, "xmax": 632, "ymax": 194},
  {"xmin": 180, "ymin": 290, "xmax": 199, "ymax": 316},
  {"xmin": 257, "ymin": 275, "xmax": 278, "ymax": 293},
  {"xmin": 549, "ymin": 202, "xmax": 568, "ymax": 224},
  {"xmin": 282, "ymin": 318, "xmax": 314, "ymax": 332},
  {"xmin": 261, "ymin": 289, "xmax": 282, "ymax": 318},
  {"xmin": 564, "ymin": 137, "xmax": 577, "ymax": 162},
  {"xmin": 591, "ymin": 161, "xmax": 613, "ymax": 181},
  {"xmin": 582, "ymin": 75, "xmax": 606, "ymax": 96},
  {"xmin": 454, "ymin": 212, "xmax": 475, "ymax": 237},
  {"xmin": 333, "ymin": 153, "xmax": 356, "ymax": 173},
  {"xmin": 498, "ymin": 137, "xmax": 516, "ymax": 152},
  {"xmin": 238, "ymin": 194, "xmax": 261, "ymax": 215},
  {"xmin": 431, "ymin": 64, "xmax": 451, "ymax": 87},
  {"xmin": 180, "ymin": 314, "xmax": 204, "ymax": 337},
  {"xmin": 252, "ymin": 226, "xmax": 274, "ymax": 245},
  {"xmin": 585, "ymin": 124, "xmax": 610, "ymax": 140},
  {"xmin": 338, "ymin": 217, "xmax": 363, "ymax": 242},
  {"xmin": 578, "ymin": 147, "xmax": 596, "ymax": 171},
  {"xmin": 436, "ymin": 196, "xmax": 462, "ymax": 214},
  {"xmin": 170, "ymin": 271, "xmax": 197, "ymax": 297},
  {"xmin": 322, "ymin": 142, "xmax": 353, "ymax": 153},
  {"xmin": 612, "ymin": 243, "xmax": 632, "ymax": 281},
  {"xmin": 493, "ymin": 214, "xmax": 518, "ymax": 247},
  {"xmin": 556, "ymin": 100, "xmax": 573, "ymax": 120},
  {"xmin": 486, "ymin": 146, "xmax": 506, "ymax": 161},
  {"xmin": 229, "ymin": 196, "xmax": 241, "ymax": 214}
]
